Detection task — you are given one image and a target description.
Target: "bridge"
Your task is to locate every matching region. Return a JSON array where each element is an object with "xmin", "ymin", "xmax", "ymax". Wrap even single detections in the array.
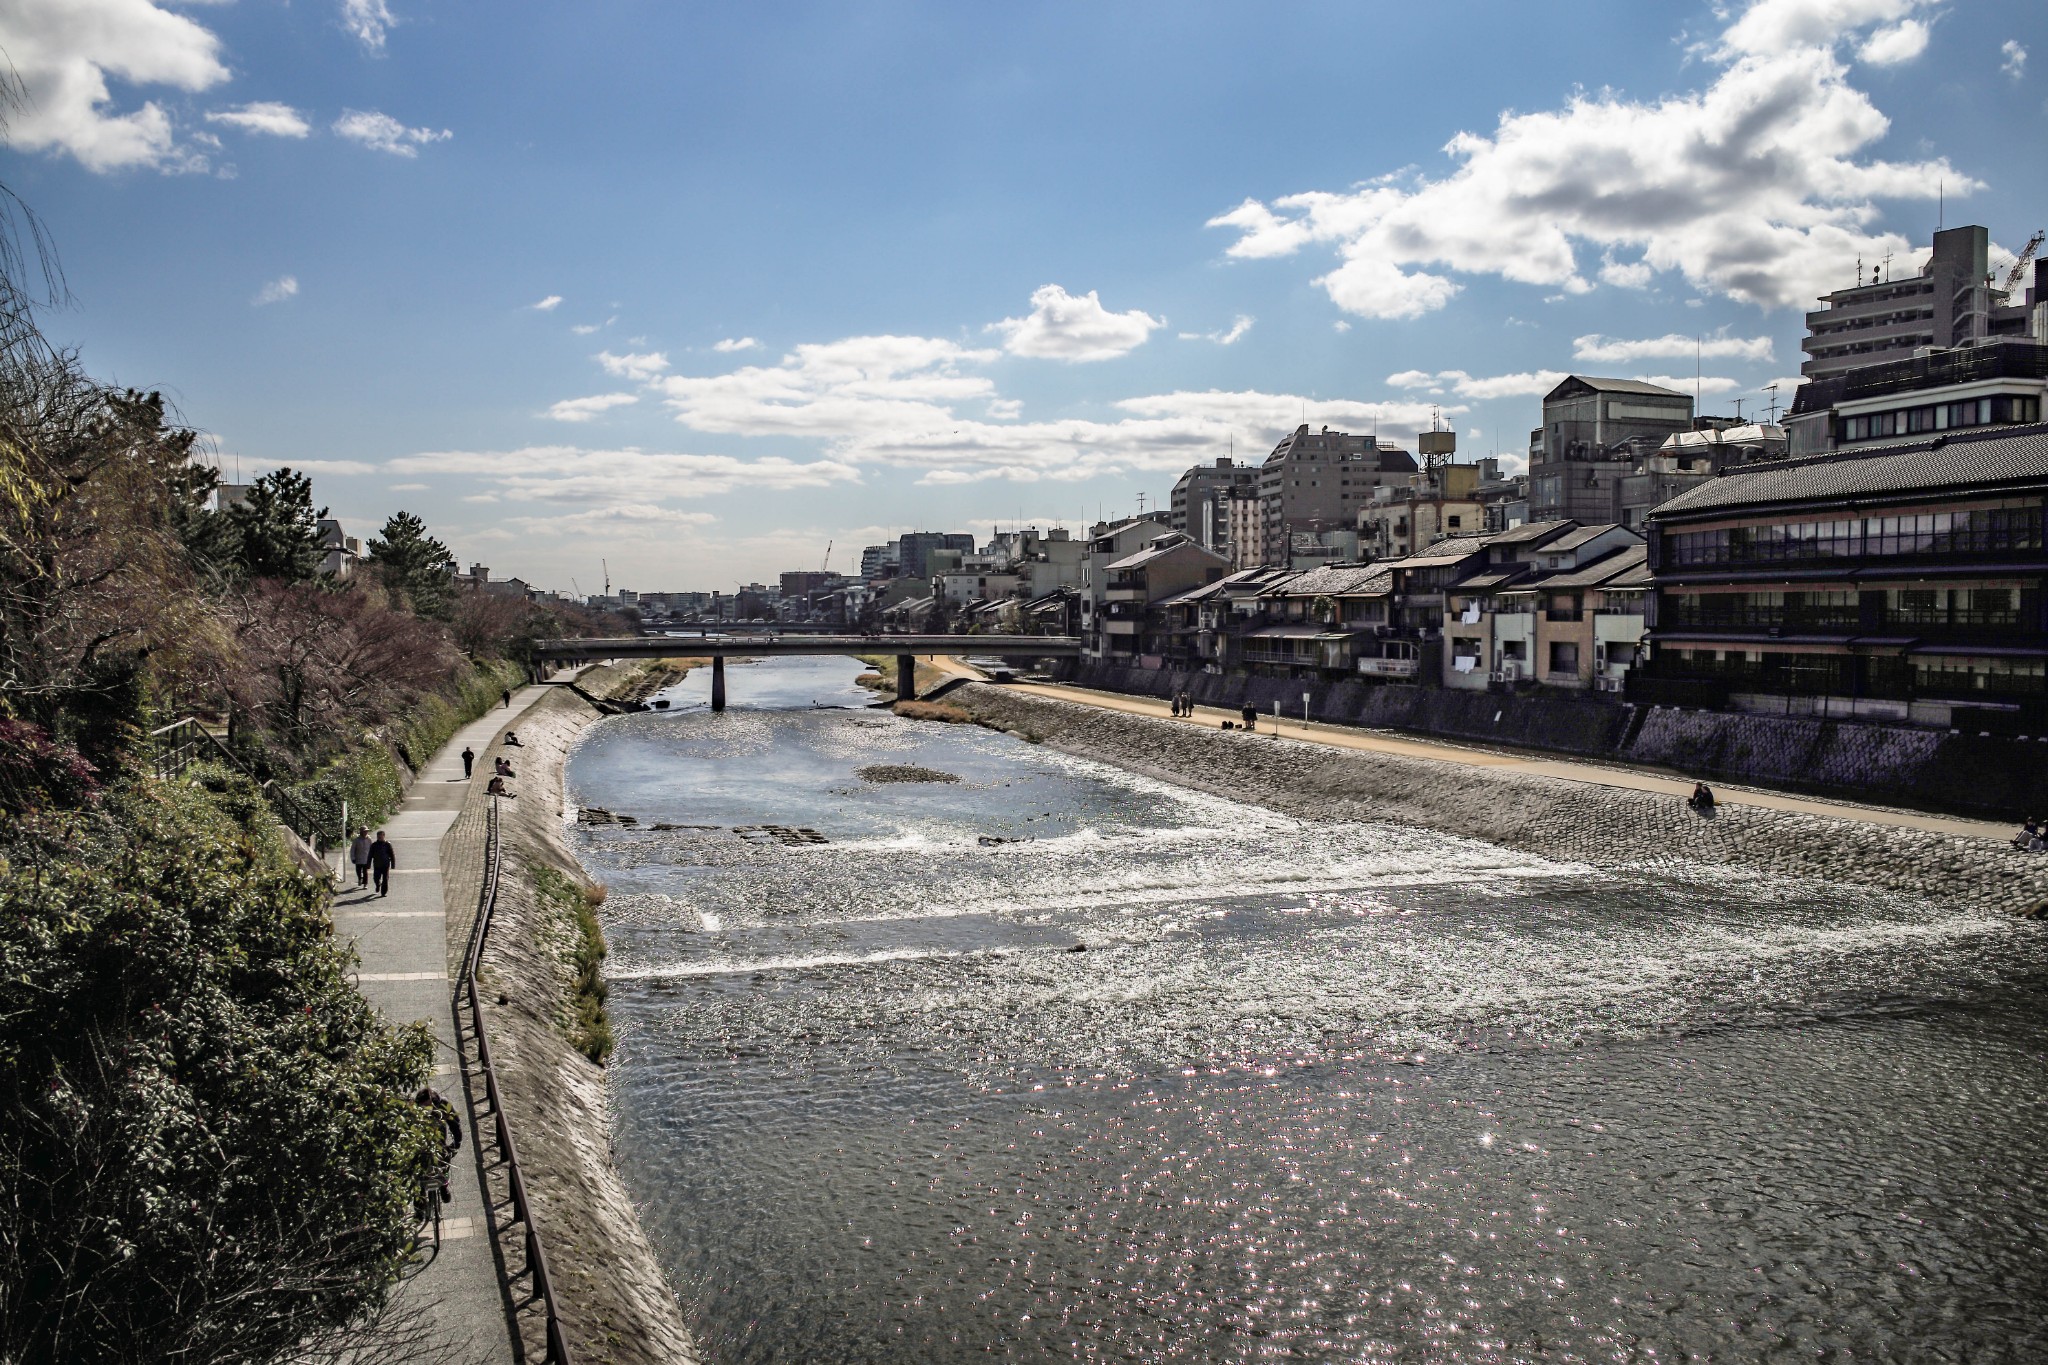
[{"xmin": 534, "ymin": 634, "xmax": 1082, "ymax": 711}]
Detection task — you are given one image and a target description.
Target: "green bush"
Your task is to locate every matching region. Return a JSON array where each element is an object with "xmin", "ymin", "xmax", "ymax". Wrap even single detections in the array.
[
  {"xmin": 0, "ymin": 772, "xmax": 440, "ymax": 1364},
  {"xmin": 535, "ymin": 865, "xmax": 613, "ymax": 1065}
]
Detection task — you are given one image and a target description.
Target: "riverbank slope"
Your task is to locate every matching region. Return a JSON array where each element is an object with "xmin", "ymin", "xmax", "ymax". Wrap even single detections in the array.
[
  {"xmin": 947, "ymin": 682, "xmax": 2048, "ymax": 916},
  {"xmin": 440, "ymin": 668, "xmax": 700, "ymax": 1365}
]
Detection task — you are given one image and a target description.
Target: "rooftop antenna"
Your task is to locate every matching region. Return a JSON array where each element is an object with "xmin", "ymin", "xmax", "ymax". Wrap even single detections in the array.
[
  {"xmin": 1695, "ymin": 336, "xmax": 1701, "ymax": 411},
  {"xmin": 1763, "ymin": 382, "xmax": 1781, "ymax": 425},
  {"xmin": 1938, "ymin": 179, "xmax": 1943, "ymax": 232},
  {"xmin": 1880, "ymin": 250, "xmax": 1894, "ymax": 283},
  {"xmin": 1733, "ymin": 397, "xmax": 1745, "ymax": 422}
]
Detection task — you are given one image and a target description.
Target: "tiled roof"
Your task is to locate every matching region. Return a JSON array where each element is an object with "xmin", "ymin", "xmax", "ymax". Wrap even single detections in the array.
[
  {"xmin": 1530, "ymin": 544, "xmax": 1646, "ymax": 589},
  {"xmin": 1270, "ymin": 563, "xmax": 1388, "ymax": 596},
  {"xmin": 1651, "ymin": 424, "xmax": 2048, "ymax": 518},
  {"xmin": 1398, "ymin": 535, "xmax": 1491, "ymax": 567},
  {"xmin": 1485, "ymin": 519, "xmax": 1577, "ymax": 545},
  {"xmin": 1542, "ymin": 522, "xmax": 1632, "ymax": 552},
  {"xmin": 1548, "ymin": 375, "xmax": 1691, "ymax": 398}
]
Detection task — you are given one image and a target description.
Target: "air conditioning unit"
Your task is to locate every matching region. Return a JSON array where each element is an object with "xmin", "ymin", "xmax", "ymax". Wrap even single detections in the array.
[
  {"xmin": 1488, "ymin": 669, "xmax": 1508, "ymax": 684},
  {"xmin": 1593, "ymin": 644, "xmax": 1607, "ymax": 668},
  {"xmin": 1597, "ymin": 676, "xmax": 1624, "ymax": 693}
]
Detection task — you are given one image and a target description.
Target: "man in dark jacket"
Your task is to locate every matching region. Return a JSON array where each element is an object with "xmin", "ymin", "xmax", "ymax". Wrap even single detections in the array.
[
  {"xmin": 368, "ymin": 831, "xmax": 397, "ymax": 896},
  {"xmin": 461, "ymin": 745, "xmax": 475, "ymax": 779}
]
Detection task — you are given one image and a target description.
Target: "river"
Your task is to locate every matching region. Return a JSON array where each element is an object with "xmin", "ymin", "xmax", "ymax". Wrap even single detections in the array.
[{"xmin": 564, "ymin": 655, "xmax": 2048, "ymax": 1363}]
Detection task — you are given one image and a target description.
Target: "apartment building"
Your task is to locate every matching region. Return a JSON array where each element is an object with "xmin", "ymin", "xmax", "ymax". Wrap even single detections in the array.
[
  {"xmin": 1801, "ymin": 226, "xmax": 2040, "ymax": 381},
  {"xmin": 1528, "ymin": 376, "xmax": 1694, "ymax": 524},
  {"xmin": 1785, "ymin": 337, "xmax": 2048, "ymax": 457},
  {"xmin": 1092, "ymin": 533, "xmax": 1231, "ymax": 664},
  {"xmin": 1255, "ymin": 425, "xmax": 1418, "ymax": 566},
  {"xmin": 1445, "ymin": 530, "xmax": 1645, "ymax": 692},
  {"xmin": 1169, "ymin": 459, "xmax": 1258, "ymax": 554},
  {"xmin": 1620, "ymin": 422, "xmax": 1787, "ymax": 528},
  {"xmin": 1358, "ymin": 461, "xmax": 1494, "ymax": 558},
  {"xmin": 1640, "ymin": 423, "xmax": 2048, "ymax": 727}
]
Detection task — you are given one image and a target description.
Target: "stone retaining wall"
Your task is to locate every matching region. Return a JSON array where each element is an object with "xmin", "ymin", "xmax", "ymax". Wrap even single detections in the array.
[
  {"xmin": 1068, "ymin": 661, "xmax": 2048, "ymax": 820},
  {"xmin": 952, "ymin": 683, "xmax": 2048, "ymax": 917}
]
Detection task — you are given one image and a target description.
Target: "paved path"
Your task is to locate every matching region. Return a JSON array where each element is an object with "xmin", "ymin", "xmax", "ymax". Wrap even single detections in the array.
[
  {"xmin": 929, "ymin": 657, "xmax": 2011, "ymax": 842},
  {"xmin": 331, "ymin": 684, "xmax": 554, "ymax": 1364}
]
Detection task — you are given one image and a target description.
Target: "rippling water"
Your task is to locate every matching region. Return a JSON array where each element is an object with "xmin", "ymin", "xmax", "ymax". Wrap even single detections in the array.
[{"xmin": 568, "ymin": 657, "xmax": 2048, "ymax": 1363}]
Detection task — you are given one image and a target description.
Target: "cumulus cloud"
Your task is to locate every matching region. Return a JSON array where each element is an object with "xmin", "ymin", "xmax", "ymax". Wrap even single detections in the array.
[
  {"xmin": 596, "ymin": 350, "xmax": 670, "ymax": 381},
  {"xmin": 2003, "ymin": 40, "xmax": 2027, "ymax": 79},
  {"xmin": 332, "ymin": 109, "xmax": 451, "ymax": 157},
  {"xmin": 0, "ymin": 0, "xmax": 229, "ymax": 172},
  {"xmin": 655, "ymin": 335, "xmax": 999, "ymax": 440},
  {"xmin": 386, "ymin": 446, "xmax": 861, "ymax": 504},
  {"xmin": 1857, "ymin": 18, "xmax": 1930, "ymax": 65},
  {"xmin": 1572, "ymin": 332, "xmax": 1775, "ymax": 364},
  {"xmin": 205, "ymin": 102, "xmax": 311, "ymax": 139},
  {"xmin": 1631, "ymin": 374, "xmax": 1742, "ymax": 396},
  {"xmin": 1208, "ymin": 0, "xmax": 1968, "ymax": 317},
  {"xmin": 341, "ymin": 0, "xmax": 397, "ymax": 53},
  {"xmin": 546, "ymin": 393, "xmax": 639, "ymax": 422},
  {"xmin": 531, "ymin": 294, "xmax": 563, "ymax": 311},
  {"xmin": 1389, "ymin": 369, "xmax": 1568, "ymax": 399},
  {"xmin": 990, "ymin": 285, "xmax": 1161, "ymax": 362},
  {"xmin": 713, "ymin": 336, "xmax": 760, "ymax": 352},
  {"xmin": 570, "ymin": 317, "xmax": 615, "ymax": 335},
  {"xmin": 1179, "ymin": 315, "xmax": 1255, "ymax": 345},
  {"xmin": 253, "ymin": 275, "xmax": 299, "ymax": 306}
]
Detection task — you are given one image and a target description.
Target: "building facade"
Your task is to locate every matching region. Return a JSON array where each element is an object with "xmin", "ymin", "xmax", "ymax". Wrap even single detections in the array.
[
  {"xmin": 1255, "ymin": 425, "xmax": 1417, "ymax": 567},
  {"xmin": 1785, "ymin": 337, "xmax": 2048, "ymax": 457},
  {"xmin": 1800, "ymin": 226, "xmax": 2040, "ymax": 381},
  {"xmin": 1640, "ymin": 424, "xmax": 2048, "ymax": 728},
  {"xmin": 1169, "ymin": 459, "xmax": 1258, "ymax": 554},
  {"xmin": 1528, "ymin": 376, "xmax": 1693, "ymax": 524}
]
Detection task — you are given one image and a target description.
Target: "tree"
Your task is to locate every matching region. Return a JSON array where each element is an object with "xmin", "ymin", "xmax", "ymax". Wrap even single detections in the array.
[
  {"xmin": 228, "ymin": 468, "xmax": 325, "ymax": 584},
  {"xmin": 0, "ymin": 775, "xmax": 440, "ymax": 1364},
  {"xmin": 365, "ymin": 511, "xmax": 454, "ymax": 620}
]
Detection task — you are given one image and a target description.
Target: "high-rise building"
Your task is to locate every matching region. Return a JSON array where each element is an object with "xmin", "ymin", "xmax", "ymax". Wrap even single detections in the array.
[
  {"xmin": 1801, "ymin": 225, "xmax": 2039, "ymax": 381},
  {"xmin": 1169, "ymin": 458, "xmax": 1257, "ymax": 553},
  {"xmin": 1255, "ymin": 425, "xmax": 1417, "ymax": 566},
  {"xmin": 896, "ymin": 532, "xmax": 976, "ymax": 579}
]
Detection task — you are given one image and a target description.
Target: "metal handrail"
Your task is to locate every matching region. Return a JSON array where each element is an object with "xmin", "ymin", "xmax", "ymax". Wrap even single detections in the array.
[
  {"xmin": 458, "ymin": 796, "xmax": 572, "ymax": 1365},
  {"xmin": 149, "ymin": 717, "xmax": 330, "ymax": 854}
]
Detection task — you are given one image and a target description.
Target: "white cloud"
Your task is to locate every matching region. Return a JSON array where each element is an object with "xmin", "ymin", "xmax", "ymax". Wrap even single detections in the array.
[
  {"xmin": 569, "ymin": 317, "xmax": 614, "ymax": 336},
  {"xmin": 332, "ymin": 108, "xmax": 451, "ymax": 157},
  {"xmin": 596, "ymin": 350, "xmax": 670, "ymax": 381},
  {"xmin": 386, "ymin": 446, "xmax": 861, "ymax": 504},
  {"xmin": 390, "ymin": 482, "xmax": 428, "ymax": 491},
  {"xmin": 985, "ymin": 398, "xmax": 1023, "ymax": 421},
  {"xmin": 1857, "ymin": 18, "xmax": 1930, "ymax": 65},
  {"xmin": 1632, "ymin": 374, "xmax": 1742, "ymax": 396},
  {"xmin": 341, "ymin": 0, "xmax": 397, "ymax": 53},
  {"xmin": 546, "ymin": 393, "xmax": 639, "ymax": 422},
  {"xmin": 1388, "ymin": 369, "xmax": 1567, "ymax": 400},
  {"xmin": 2002, "ymin": 40, "xmax": 2027, "ymax": 79},
  {"xmin": 496, "ymin": 505, "xmax": 720, "ymax": 538},
  {"xmin": 0, "ymin": 0, "xmax": 229, "ymax": 172},
  {"xmin": 990, "ymin": 285, "xmax": 1160, "ymax": 362},
  {"xmin": 253, "ymin": 275, "xmax": 299, "ymax": 306},
  {"xmin": 1597, "ymin": 253, "xmax": 1656, "ymax": 289},
  {"xmin": 1208, "ymin": 1, "xmax": 1969, "ymax": 317},
  {"xmin": 713, "ymin": 336, "xmax": 760, "ymax": 352},
  {"xmin": 1572, "ymin": 332, "xmax": 1775, "ymax": 364},
  {"xmin": 1332, "ymin": 320, "xmax": 1351, "ymax": 333},
  {"xmin": 205, "ymin": 102, "xmax": 311, "ymax": 139},
  {"xmin": 531, "ymin": 294, "xmax": 563, "ymax": 311},
  {"xmin": 243, "ymin": 457, "xmax": 376, "ymax": 476},
  {"xmin": 1178, "ymin": 315, "xmax": 1255, "ymax": 345},
  {"xmin": 655, "ymin": 335, "xmax": 999, "ymax": 439}
]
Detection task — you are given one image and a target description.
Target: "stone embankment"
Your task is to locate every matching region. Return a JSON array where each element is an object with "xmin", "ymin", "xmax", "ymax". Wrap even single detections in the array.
[
  {"xmin": 950, "ymin": 683, "xmax": 2048, "ymax": 917},
  {"xmin": 440, "ymin": 666, "xmax": 700, "ymax": 1365}
]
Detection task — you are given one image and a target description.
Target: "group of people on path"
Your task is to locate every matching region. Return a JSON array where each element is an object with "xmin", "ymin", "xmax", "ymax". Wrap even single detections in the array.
[
  {"xmin": 1168, "ymin": 690, "xmax": 1195, "ymax": 717},
  {"xmin": 2013, "ymin": 818, "xmax": 2047, "ymax": 853}
]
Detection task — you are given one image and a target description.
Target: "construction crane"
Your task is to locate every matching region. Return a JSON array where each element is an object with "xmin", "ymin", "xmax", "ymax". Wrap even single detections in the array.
[
  {"xmin": 602, "ymin": 559, "xmax": 610, "ymax": 597},
  {"xmin": 822, "ymin": 539, "xmax": 832, "ymax": 572},
  {"xmin": 2003, "ymin": 229, "xmax": 2044, "ymax": 296}
]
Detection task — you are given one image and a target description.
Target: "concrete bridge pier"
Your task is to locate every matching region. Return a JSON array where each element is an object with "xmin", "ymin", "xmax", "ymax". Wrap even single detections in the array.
[
  {"xmin": 711, "ymin": 656, "xmax": 727, "ymax": 712},
  {"xmin": 896, "ymin": 654, "xmax": 918, "ymax": 703}
]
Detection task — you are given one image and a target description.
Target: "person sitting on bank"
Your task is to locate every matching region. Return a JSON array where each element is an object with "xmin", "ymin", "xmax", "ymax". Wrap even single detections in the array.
[
  {"xmin": 486, "ymin": 775, "xmax": 515, "ymax": 798},
  {"xmin": 2014, "ymin": 818, "xmax": 2044, "ymax": 852},
  {"xmin": 502, "ymin": 731, "xmax": 522, "ymax": 747},
  {"xmin": 495, "ymin": 756, "xmax": 516, "ymax": 778},
  {"xmin": 1687, "ymin": 782, "xmax": 1716, "ymax": 812}
]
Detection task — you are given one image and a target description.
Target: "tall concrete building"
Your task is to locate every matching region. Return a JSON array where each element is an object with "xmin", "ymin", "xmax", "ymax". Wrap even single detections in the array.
[
  {"xmin": 1255, "ymin": 425, "xmax": 1417, "ymax": 566},
  {"xmin": 1801, "ymin": 225, "xmax": 2039, "ymax": 381},
  {"xmin": 895, "ymin": 532, "xmax": 976, "ymax": 579},
  {"xmin": 1169, "ymin": 458, "xmax": 1258, "ymax": 554},
  {"xmin": 1528, "ymin": 376, "xmax": 1693, "ymax": 524}
]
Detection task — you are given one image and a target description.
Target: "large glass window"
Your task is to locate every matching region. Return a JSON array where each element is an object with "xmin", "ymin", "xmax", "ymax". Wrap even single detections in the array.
[{"xmin": 1663, "ymin": 500, "xmax": 2042, "ymax": 567}]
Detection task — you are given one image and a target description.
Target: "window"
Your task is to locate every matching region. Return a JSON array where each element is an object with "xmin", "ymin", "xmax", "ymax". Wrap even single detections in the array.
[
  {"xmin": 1547, "ymin": 641, "xmax": 1580, "ymax": 676},
  {"xmin": 1448, "ymin": 515, "xmax": 1463, "ymax": 528}
]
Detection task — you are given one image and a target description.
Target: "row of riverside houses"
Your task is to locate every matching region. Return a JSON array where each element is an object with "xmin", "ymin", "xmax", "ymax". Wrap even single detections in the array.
[{"xmin": 1072, "ymin": 223, "xmax": 2048, "ymax": 737}]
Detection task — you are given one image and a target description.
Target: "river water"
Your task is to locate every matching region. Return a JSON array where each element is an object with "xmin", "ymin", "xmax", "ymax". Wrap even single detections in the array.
[{"xmin": 565, "ymin": 656, "xmax": 2048, "ymax": 1364}]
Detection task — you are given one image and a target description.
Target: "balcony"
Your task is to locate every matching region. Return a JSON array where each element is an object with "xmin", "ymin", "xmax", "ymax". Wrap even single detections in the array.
[{"xmin": 1358, "ymin": 657, "xmax": 1420, "ymax": 678}]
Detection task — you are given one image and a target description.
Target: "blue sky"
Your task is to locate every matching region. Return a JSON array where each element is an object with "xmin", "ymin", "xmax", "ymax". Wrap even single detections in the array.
[{"xmin": 4, "ymin": 0, "xmax": 2044, "ymax": 592}]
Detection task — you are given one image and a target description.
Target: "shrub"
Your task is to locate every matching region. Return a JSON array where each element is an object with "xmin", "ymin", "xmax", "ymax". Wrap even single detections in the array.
[
  {"xmin": 534, "ymin": 865, "xmax": 613, "ymax": 1065},
  {"xmin": 0, "ymin": 772, "xmax": 440, "ymax": 1364}
]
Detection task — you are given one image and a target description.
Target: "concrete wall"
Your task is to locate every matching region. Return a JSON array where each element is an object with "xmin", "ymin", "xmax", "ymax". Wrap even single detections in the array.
[{"xmin": 1070, "ymin": 660, "xmax": 2048, "ymax": 820}]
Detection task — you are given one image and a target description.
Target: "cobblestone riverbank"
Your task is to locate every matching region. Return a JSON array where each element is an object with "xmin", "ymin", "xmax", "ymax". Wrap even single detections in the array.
[{"xmin": 949, "ymin": 682, "xmax": 2048, "ymax": 918}]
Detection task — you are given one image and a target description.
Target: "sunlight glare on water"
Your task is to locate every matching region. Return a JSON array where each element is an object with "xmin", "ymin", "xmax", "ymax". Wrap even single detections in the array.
[{"xmin": 568, "ymin": 656, "xmax": 2048, "ymax": 1364}]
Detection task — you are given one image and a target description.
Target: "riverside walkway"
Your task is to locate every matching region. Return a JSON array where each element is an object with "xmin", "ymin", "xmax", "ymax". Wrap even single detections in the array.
[
  {"xmin": 929, "ymin": 658, "xmax": 2011, "ymax": 842},
  {"xmin": 329, "ymin": 683, "xmax": 554, "ymax": 1363}
]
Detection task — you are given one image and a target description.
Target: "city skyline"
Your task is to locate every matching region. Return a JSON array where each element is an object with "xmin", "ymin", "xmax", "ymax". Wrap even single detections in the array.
[{"xmin": 6, "ymin": 0, "xmax": 2044, "ymax": 591}]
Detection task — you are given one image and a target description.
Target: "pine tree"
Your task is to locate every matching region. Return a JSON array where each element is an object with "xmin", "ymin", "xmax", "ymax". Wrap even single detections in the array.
[
  {"xmin": 365, "ymin": 510, "xmax": 455, "ymax": 620},
  {"xmin": 228, "ymin": 468, "xmax": 325, "ymax": 583}
]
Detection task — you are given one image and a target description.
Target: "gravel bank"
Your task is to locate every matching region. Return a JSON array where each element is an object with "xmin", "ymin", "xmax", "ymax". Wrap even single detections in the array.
[
  {"xmin": 950, "ymin": 683, "xmax": 2048, "ymax": 917},
  {"xmin": 440, "ymin": 669, "xmax": 700, "ymax": 1365}
]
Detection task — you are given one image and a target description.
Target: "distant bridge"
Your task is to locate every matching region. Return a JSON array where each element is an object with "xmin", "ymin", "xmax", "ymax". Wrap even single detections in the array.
[{"xmin": 534, "ymin": 634, "xmax": 1082, "ymax": 710}]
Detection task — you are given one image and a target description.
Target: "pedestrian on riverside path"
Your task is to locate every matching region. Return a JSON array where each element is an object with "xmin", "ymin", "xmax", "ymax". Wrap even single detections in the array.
[
  {"xmin": 368, "ymin": 831, "xmax": 397, "ymax": 897},
  {"xmin": 501, "ymin": 689, "xmax": 512, "ymax": 709},
  {"xmin": 1240, "ymin": 703, "xmax": 1257, "ymax": 732},
  {"xmin": 347, "ymin": 828, "xmax": 373, "ymax": 889},
  {"xmin": 461, "ymin": 745, "xmax": 474, "ymax": 779}
]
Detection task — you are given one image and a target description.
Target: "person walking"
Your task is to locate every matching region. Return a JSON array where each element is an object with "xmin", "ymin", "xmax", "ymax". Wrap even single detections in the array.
[
  {"xmin": 501, "ymin": 688, "xmax": 512, "ymax": 709},
  {"xmin": 368, "ymin": 831, "xmax": 397, "ymax": 897},
  {"xmin": 461, "ymin": 745, "xmax": 475, "ymax": 779},
  {"xmin": 347, "ymin": 828, "xmax": 373, "ymax": 889},
  {"xmin": 1240, "ymin": 702, "xmax": 1257, "ymax": 732}
]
